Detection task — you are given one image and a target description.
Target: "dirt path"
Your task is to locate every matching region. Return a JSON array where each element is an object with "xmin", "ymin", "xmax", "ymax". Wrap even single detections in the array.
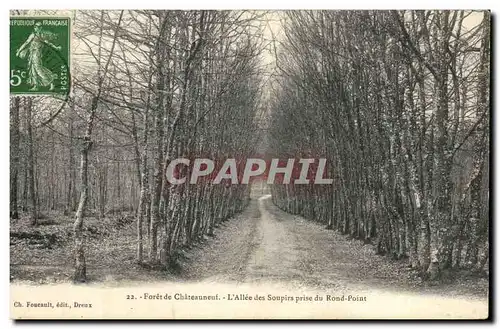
[
  {"xmin": 180, "ymin": 195, "xmax": 488, "ymax": 318},
  {"xmin": 11, "ymin": 195, "xmax": 489, "ymax": 301}
]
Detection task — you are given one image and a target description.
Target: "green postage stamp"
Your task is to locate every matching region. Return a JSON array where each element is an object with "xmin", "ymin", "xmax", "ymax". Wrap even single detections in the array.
[{"xmin": 10, "ymin": 17, "xmax": 70, "ymax": 96}]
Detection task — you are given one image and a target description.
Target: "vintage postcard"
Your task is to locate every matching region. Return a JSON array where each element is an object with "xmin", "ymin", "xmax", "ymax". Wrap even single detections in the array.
[{"xmin": 9, "ymin": 9, "xmax": 490, "ymax": 320}]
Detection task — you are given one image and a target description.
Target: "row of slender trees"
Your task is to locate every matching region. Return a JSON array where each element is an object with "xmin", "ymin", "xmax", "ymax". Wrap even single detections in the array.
[
  {"xmin": 268, "ymin": 10, "xmax": 490, "ymax": 279},
  {"xmin": 10, "ymin": 10, "xmax": 266, "ymax": 281}
]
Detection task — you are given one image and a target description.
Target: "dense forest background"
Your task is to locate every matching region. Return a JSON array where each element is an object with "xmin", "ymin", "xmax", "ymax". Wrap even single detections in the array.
[{"xmin": 10, "ymin": 10, "xmax": 489, "ymax": 284}]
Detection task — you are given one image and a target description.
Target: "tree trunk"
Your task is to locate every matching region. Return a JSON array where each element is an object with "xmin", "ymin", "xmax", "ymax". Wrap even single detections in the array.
[
  {"xmin": 136, "ymin": 94, "xmax": 150, "ymax": 263},
  {"xmin": 73, "ymin": 136, "xmax": 91, "ymax": 282},
  {"xmin": 26, "ymin": 97, "xmax": 38, "ymax": 225},
  {"xmin": 73, "ymin": 96, "xmax": 98, "ymax": 282},
  {"xmin": 10, "ymin": 96, "xmax": 20, "ymax": 219},
  {"xmin": 149, "ymin": 15, "xmax": 168, "ymax": 263}
]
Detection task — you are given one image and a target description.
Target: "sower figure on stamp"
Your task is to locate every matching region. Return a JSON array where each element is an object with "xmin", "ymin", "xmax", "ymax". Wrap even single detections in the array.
[{"xmin": 15, "ymin": 22, "xmax": 61, "ymax": 91}]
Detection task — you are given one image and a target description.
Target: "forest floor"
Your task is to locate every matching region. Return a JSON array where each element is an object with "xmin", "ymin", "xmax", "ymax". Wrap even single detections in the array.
[
  {"xmin": 10, "ymin": 211, "xmax": 168, "ymax": 284},
  {"xmin": 10, "ymin": 196, "xmax": 489, "ymax": 317}
]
